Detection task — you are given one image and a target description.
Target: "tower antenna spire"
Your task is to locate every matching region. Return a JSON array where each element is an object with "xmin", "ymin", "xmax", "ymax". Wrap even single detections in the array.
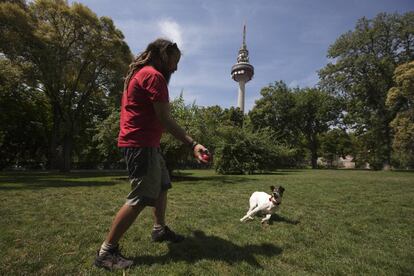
[{"xmin": 243, "ymin": 23, "xmax": 246, "ymax": 49}]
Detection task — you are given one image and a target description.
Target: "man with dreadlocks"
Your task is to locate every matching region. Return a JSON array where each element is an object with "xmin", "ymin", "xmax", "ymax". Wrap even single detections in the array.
[{"xmin": 94, "ymin": 38, "xmax": 209, "ymax": 270}]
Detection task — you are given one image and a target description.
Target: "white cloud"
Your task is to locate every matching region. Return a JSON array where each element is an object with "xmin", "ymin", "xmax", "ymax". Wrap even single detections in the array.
[{"xmin": 158, "ymin": 19, "xmax": 184, "ymax": 49}]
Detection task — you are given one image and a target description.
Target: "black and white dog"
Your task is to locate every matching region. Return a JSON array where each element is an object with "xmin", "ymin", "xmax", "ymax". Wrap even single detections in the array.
[{"xmin": 240, "ymin": 186, "xmax": 285, "ymax": 224}]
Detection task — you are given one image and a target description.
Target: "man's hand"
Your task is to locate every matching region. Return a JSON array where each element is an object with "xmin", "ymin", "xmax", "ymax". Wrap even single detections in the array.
[{"xmin": 193, "ymin": 144, "xmax": 210, "ymax": 164}]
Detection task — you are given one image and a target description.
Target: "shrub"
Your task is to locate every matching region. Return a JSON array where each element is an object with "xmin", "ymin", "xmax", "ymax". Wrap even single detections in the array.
[{"xmin": 214, "ymin": 127, "xmax": 299, "ymax": 174}]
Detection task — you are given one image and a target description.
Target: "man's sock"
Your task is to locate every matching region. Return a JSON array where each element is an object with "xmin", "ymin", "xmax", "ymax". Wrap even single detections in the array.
[
  {"xmin": 99, "ymin": 241, "xmax": 117, "ymax": 256},
  {"xmin": 153, "ymin": 224, "xmax": 164, "ymax": 232}
]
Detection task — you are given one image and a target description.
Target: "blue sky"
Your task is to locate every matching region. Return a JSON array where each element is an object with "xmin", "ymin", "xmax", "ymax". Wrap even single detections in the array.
[{"xmin": 71, "ymin": 0, "xmax": 413, "ymax": 111}]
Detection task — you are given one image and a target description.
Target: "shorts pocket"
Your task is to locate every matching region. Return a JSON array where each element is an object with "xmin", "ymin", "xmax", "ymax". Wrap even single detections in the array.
[{"xmin": 124, "ymin": 147, "xmax": 149, "ymax": 178}]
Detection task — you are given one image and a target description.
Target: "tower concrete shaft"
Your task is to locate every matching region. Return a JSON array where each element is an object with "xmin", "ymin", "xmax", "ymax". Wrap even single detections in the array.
[
  {"xmin": 231, "ymin": 24, "xmax": 254, "ymax": 113},
  {"xmin": 238, "ymin": 81, "xmax": 246, "ymax": 113}
]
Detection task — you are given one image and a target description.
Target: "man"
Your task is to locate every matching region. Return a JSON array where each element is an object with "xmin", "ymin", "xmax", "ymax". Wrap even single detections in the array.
[{"xmin": 94, "ymin": 39, "xmax": 209, "ymax": 270}]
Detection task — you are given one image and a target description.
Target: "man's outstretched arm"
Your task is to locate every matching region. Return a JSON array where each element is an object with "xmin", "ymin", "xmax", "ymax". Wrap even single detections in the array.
[{"xmin": 153, "ymin": 102, "xmax": 208, "ymax": 162}]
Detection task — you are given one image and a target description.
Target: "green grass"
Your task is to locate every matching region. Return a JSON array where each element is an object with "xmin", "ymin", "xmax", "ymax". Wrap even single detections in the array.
[{"xmin": 0, "ymin": 169, "xmax": 413, "ymax": 275}]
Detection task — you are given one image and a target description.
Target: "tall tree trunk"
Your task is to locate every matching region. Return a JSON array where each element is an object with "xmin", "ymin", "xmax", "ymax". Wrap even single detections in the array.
[
  {"xmin": 61, "ymin": 133, "xmax": 72, "ymax": 172},
  {"xmin": 310, "ymin": 136, "xmax": 318, "ymax": 169},
  {"xmin": 48, "ymin": 105, "xmax": 60, "ymax": 170},
  {"xmin": 311, "ymin": 150, "xmax": 318, "ymax": 169},
  {"xmin": 383, "ymin": 120, "xmax": 392, "ymax": 170}
]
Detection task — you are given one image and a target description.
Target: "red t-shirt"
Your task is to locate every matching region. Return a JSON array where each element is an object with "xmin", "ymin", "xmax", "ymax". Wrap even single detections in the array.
[{"xmin": 118, "ymin": 66, "xmax": 169, "ymax": 147}]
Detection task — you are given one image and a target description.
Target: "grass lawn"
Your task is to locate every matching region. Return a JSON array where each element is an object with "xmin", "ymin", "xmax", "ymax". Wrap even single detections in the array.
[{"xmin": 0, "ymin": 169, "xmax": 413, "ymax": 275}]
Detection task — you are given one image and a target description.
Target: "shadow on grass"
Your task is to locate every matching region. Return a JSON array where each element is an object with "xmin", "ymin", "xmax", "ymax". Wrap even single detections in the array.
[
  {"xmin": 269, "ymin": 214, "xmax": 300, "ymax": 225},
  {"xmin": 258, "ymin": 170, "xmax": 302, "ymax": 175},
  {"xmin": 170, "ymin": 170, "xmax": 299, "ymax": 184},
  {"xmin": 133, "ymin": 230, "xmax": 282, "ymax": 268},
  {"xmin": 0, "ymin": 174, "xmax": 122, "ymax": 190},
  {"xmin": 171, "ymin": 174, "xmax": 255, "ymax": 184},
  {"xmin": 0, "ymin": 171, "xmax": 125, "ymax": 179},
  {"xmin": 120, "ymin": 172, "xmax": 295, "ymax": 185},
  {"xmin": 115, "ymin": 175, "xmax": 255, "ymax": 184}
]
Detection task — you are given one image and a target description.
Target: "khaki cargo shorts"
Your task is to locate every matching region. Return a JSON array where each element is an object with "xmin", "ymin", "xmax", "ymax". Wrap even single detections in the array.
[{"xmin": 123, "ymin": 147, "xmax": 171, "ymax": 207}]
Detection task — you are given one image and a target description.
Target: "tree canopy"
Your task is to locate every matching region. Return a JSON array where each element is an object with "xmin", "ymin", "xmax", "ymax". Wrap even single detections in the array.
[
  {"xmin": 386, "ymin": 61, "xmax": 414, "ymax": 168},
  {"xmin": 0, "ymin": 0, "xmax": 132, "ymax": 171},
  {"xmin": 249, "ymin": 82, "xmax": 342, "ymax": 168},
  {"xmin": 319, "ymin": 12, "xmax": 414, "ymax": 169}
]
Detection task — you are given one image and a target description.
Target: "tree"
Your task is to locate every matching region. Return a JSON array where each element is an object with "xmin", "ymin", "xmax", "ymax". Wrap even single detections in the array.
[
  {"xmin": 319, "ymin": 12, "xmax": 414, "ymax": 169},
  {"xmin": 0, "ymin": 0, "xmax": 131, "ymax": 171},
  {"xmin": 160, "ymin": 98, "xmax": 249, "ymax": 174},
  {"xmin": 249, "ymin": 81, "xmax": 301, "ymax": 146},
  {"xmin": 319, "ymin": 129, "xmax": 353, "ymax": 168},
  {"xmin": 296, "ymin": 88, "xmax": 342, "ymax": 168},
  {"xmin": 160, "ymin": 94, "xmax": 199, "ymax": 174},
  {"xmin": 0, "ymin": 58, "xmax": 50, "ymax": 169},
  {"xmin": 386, "ymin": 61, "xmax": 414, "ymax": 168},
  {"xmin": 195, "ymin": 105, "xmax": 227, "ymax": 153},
  {"xmin": 250, "ymin": 82, "xmax": 342, "ymax": 169},
  {"xmin": 91, "ymin": 108, "xmax": 123, "ymax": 169},
  {"xmin": 222, "ymin": 107, "xmax": 244, "ymax": 128}
]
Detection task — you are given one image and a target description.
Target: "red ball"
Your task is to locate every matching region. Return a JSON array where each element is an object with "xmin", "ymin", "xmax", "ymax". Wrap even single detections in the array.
[{"xmin": 201, "ymin": 152, "xmax": 210, "ymax": 162}]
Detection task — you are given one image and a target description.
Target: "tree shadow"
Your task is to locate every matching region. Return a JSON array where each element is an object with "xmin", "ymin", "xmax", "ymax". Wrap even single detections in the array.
[
  {"xmin": 171, "ymin": 170, "xmax": 299, "ymax": 183},
  {"xmin": 268, "ymin": 214, "xmax": 300, "ymax": 225},
  {"xmin": 0, "ymin": 173, "xmax": 122, "ymax": 191},
  {"xmin": 258, "ymin": 170, "xmax": 301, "ymax": 175},
  {"xmin": 171, "ymin": 174, "xmax": 255, "ymax": 184},
  {"xmin": 132, "ymin": 230, "xmax": 283, "ymax": 268},
  {"xmin": 0, "ymin": 171, "xmax": 126, "ymax": 178},
  {"xmin": 390, "ymin": 169, "xmax": 414, "ymax": 173},
  {"xmin": 111, "ymin": 173, "xmax": 255, "ymax": 185}
]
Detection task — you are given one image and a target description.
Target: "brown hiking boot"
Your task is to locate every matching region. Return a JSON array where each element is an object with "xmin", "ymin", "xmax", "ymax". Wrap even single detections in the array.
[
  {"xmin": 151, "ymin": 226, "xmax": 185, "ymax": 243},
  {"xmin": 94, "ymin": 246, "xmax": 133, "ymax": 270}
]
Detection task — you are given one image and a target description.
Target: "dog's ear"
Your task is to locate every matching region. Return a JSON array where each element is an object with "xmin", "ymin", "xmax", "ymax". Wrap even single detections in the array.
[
  {"xmin": 279, "ymin": 186, "xmax": 285, "ymax": 195},
  {"xmin": 270, "ymin": 185, "xmax": 275, "ymax": 191}
]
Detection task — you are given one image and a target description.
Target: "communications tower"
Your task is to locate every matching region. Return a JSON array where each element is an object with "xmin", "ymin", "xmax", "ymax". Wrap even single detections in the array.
[{"xmin": 231, "ymin": 24, "xmax": 254, "ymax": 113}]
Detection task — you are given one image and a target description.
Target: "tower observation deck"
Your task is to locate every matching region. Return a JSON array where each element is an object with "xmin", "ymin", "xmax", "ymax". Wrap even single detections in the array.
[{"xmin": 231, "ymin": 24, "xmax": 254, "ymax": 113}]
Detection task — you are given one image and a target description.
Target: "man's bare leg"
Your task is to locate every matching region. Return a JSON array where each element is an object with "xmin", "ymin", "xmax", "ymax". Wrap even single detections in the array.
[
  {"xmin": 105, "ymin": 203, "xmax": 146, "ymax": 245},
  {"xmin": 153, "ymin": 190, "xmax": 168, "ymax": 227}
]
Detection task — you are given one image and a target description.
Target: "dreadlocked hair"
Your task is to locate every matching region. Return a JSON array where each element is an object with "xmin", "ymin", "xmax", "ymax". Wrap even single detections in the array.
[{"xmin": 123, "ymin": 38, "xmax": 180, "ymax": 91}]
